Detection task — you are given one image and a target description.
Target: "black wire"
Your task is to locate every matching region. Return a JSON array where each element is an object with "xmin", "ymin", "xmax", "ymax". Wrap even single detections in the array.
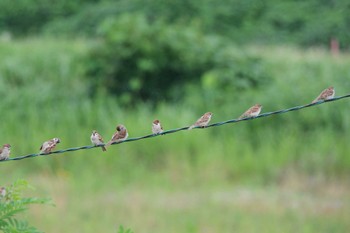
[{"xmin": 1, "ymin": 94, "xmax": 349, "ymax": 163}]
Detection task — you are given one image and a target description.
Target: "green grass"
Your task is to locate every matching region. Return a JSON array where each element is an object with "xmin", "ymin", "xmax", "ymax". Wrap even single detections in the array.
[
  {"xmin": 27, "ymin": 174, "xmax": 350, "ymax": 233},
  {"xmin": 0, "ymin": 38, "xmax": 350, "ymax": 232}
]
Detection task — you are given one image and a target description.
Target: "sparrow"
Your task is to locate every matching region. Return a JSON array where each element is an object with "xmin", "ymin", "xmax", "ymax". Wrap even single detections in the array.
[
  {"xmin": 106, "ymin": 124, "xmax": 129, "ymax": 147},
  {"xmin": 0, "ymin": 187, "xmax": 6, "ymax": 199},
  {"xmin": 312, "ymin": 86, "xmax": 335, "ymax": 103},
  {"xmin": 91, "ymin": 130, "xmax": 106, "ymax": 151},
  {"xmin": 152, "ymin": 119, "xmax": 163, "ymax": 135},
  {"xmin": 0, "ymin": 144, "xmax": 11, "ymax": 161},
  {"xmin": 39, "ymin": 138, "xmax": 61, "ymax": 154},
  {"xmin": 239, "ymin": 104, "xmax": 262, "ymax": 119},
  {"xmin": 188, "ymin": 112, "xmax": 213, "ymax": 130}
]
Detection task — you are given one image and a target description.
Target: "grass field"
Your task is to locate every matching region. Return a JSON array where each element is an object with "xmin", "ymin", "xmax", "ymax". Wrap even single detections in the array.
[{"xmin": 0, "ymin": 38, "xmax": 350, "ymax": 232}]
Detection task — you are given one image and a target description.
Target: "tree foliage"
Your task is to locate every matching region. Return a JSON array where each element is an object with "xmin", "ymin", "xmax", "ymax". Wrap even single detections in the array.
[
  {"xmin": 0, "ymin": 0, "xmax": 97, "ymax": 35},
  {"xmin": 1, "ymin": 0, "xmax": 349, "ymax": 47}
]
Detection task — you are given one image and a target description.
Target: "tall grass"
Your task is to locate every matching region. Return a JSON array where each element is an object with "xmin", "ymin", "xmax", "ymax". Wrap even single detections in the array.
[{"xmin": 0, "ymin": 39, "xmax": 349, "ymax": 232}]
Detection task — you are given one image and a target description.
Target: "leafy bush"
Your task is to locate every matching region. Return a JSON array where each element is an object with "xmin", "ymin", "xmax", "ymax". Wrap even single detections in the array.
[
  {"xmin": 85, "ymin": 14, "xmax": 270, "ymax": 105},
  {"xmin": 0, "ymin": 180, "xmax": 53, "ymax": 233}
]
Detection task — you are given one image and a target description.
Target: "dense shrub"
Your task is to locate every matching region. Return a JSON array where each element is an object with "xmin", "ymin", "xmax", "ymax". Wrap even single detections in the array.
[{"xmin": 85, "ymin": 14, "xmax": 270, "ymax": 105}]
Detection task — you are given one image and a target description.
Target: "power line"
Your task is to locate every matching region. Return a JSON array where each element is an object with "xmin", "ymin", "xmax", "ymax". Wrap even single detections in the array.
[{"xmin": 2, "ymin": 93, "xmax": 350, "ymax": 163}]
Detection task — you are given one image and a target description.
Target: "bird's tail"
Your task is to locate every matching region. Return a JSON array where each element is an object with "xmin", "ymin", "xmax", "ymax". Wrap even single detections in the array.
[
  {"xmin": 38, "ymin": 148, "xmax": 46, "ymax": 155},
  {"xmin": 105, "ymin": 141, "xmax": 113, "ymax": 148},
  {"xmin": 101, "ymin": 145, "xmax": 107, "ymax": 152},
  {"xmin": 188, "ymin": 125, "xmax": 195, "ymax": 130},
  {"xmin": 311, "ymin": 98, "xmax": 318, "ymax": 104}
]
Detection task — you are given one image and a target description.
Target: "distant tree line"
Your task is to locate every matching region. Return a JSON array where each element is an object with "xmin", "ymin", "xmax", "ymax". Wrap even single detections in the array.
[
  {"xmin": 1, "ymin": 0, "xmax": 348, "ymax": 104},
  {"xmin": 0, "ymin": 0, "xmax": 349, "ymax": 48}
]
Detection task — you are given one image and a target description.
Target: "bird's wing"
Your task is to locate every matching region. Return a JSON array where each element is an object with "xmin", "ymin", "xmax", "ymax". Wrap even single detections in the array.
[
  {"xmin": 195, "ymin": 116, "xmax": 206, "ymax": 125},
  {"xmin": 111, "ymin": 132, "xmax": 119, "ymax": 141},
  {"xmin": 98, "ymin": 134, "xmax": 104, "ymax": 142}
]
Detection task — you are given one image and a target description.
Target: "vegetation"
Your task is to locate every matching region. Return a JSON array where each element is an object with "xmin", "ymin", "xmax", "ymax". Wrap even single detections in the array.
[
  {"xmin": 86, "ymin": 14, "xmax": 269, "ymax": 105},
  {"xmin": 0, "ymin": 0, "xmax": 97, "ymax": 35},
  {"xmin": 1, "ymin": 0, "xmax": 350, "ymax": 47},
  {"xmin": 0, "ymin": 1, "xmax": 349, "ymax": 231},
  {"xmin": 0, "ymin": 180, "xmax": 52, "ymax": 233},
  {"xmin": 0, "ymin": 38, "xmax": 349, "ymax": 232},
  {"xmin": 118, "ymin": 226, "xmax": 134, "ymax": 233}
]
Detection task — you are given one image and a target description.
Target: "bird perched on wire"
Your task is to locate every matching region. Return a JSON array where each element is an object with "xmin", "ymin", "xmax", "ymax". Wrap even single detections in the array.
[
  {"xmin": 91, "ymin": 130, "xmax": 106, "ymax": 151},
  {"xmin": 188, "ymin": 112, "xmax": 213, "ymax": 130},
  {"xmin": 239, "ymin": 104, "xmax": 262, "ymax": 119},
  {"xmin": 0, "ymin": 144, "xmax": 11, "ymax": 161},
  {"xmin": 106, "ymin": 124, "xmax": 128, "ymax": 147},
  {"xmin": 152, "ymin": 119, "xmax": 163, "ymax": 135},
  {"xmin": 39, "ymin": 138, "xmax": 61, "ymax": 154},
  {"xmin": 312, "ymin": 86, "xmax": 335, "ymax": 103}
]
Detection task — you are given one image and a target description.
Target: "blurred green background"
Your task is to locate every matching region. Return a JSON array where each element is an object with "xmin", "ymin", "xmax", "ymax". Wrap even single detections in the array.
[{"xmin": 1, "ymin": 0, "xmax": 350, "ymax": 232}]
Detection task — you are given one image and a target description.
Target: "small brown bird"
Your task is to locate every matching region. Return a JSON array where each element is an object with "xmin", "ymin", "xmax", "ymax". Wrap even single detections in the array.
[
  {"xmin": 188, "ymin": 112, "xmax": 213, "ymax": 130},
  {"xmin": 91, "ymin": 130, "xmax": 106, "ymax": 151},
  {"xmin": 239, "ymin": 104, "xmax": 262, "ymax": 119},
  {"xmin": 312, "ymin": 86, "xmax": 335, "ymax": 103},
  {"xmin": 106, "ymin": 124, "xmax": 129, "ymax": 147},
  {"xmin": 0, "ymin": 187, "xmax": 6, "ymax": 199},
  {"xmin": 39, "ymin": 138, "xmax": 61, "ymax": 154},
  {"xmin": 0, "ymin": 144, "xmax": 11, "ymax": 161},
  {"xmin": 152, "ymin": 119, "xmax": 163, "ymax": 135}
]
